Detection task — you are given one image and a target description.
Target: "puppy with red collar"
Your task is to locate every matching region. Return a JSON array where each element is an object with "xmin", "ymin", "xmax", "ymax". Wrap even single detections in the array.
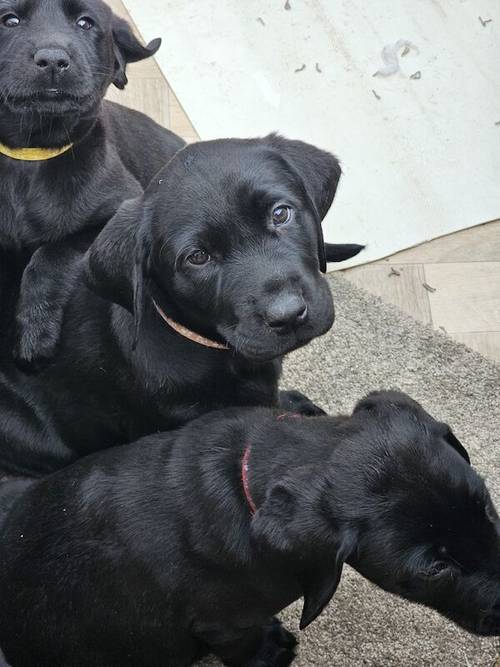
[{"xmin": 0, "ymin": 390, "xmax": 499, "ymax": 667}]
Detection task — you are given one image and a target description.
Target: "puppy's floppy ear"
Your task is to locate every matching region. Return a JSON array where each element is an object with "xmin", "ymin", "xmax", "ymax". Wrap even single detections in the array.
[
  {"xmin": 265, "ymin": 134, "xmax": 341, "ymax": 273},
  {"xmin": 266, "ymin": 134, "xmax": 342, "ymax": 220},
  {"xmin": 439, "ymin": 424, "xmax": 471, "ymax": 464},
  {"xmin": 324, "ymin": 243, "xmax": 365, "ymax": 263},
  {"xmin": 84, "ymin": 197, "xmax": 152, "ymax": 347},
  {"xmin": 251, "ymin": 467, "xmax": 354, "ymax": 630},
  {"xmin": 299, "ymin": 530, "xmax": 356, "ymax": 630},
  {"xmin": 112, "ymin": 15, "xmax": 161, "ymax": 89}
]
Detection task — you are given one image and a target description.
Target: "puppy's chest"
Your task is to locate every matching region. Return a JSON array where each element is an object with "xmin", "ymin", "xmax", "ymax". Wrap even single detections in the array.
[
  {"xmin": 152, "ymin": 356, "xmax": 280, "ymax": 418},
  {"xmin": 0, "ymin": 168, "xmax": 91, "ymax": 249}
]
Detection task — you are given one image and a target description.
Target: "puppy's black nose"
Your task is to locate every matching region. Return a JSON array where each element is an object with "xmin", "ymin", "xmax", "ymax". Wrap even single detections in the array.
[
  {"xmin": 34, "ymin": 48, "xmax": 71, "ymax": 73},
  {"xmin": 265, "ymin": 295, "xmax": 308, "ymax": 332}
]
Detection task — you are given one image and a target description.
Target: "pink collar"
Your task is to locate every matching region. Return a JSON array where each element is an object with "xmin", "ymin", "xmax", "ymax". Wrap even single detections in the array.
[
  {"xmin": 241, "ymin": 413, "xmax": 303, "ymax": 515},
  {"xmin": 152, "ymin": 298, "xmax": 230, "ymax": 351},
  {"xmin": 241, "ymin": 445, "xmax": 257, "ymax": 515}
]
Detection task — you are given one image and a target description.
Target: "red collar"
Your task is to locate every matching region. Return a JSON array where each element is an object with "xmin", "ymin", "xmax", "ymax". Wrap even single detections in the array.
[
  {"xmin": 241, "ymin": 413, "xmax": 303, "ymax": 515},
  {"xmin": 241, "ymin": 445, "xmax": 257, "ymax": 515}
]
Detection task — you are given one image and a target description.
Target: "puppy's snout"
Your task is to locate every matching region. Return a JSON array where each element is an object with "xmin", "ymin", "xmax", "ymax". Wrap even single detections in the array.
[
  {"xmin": 34, "ymin": 48, "xmax": 71, "ymax": 73},
  {"xmin": 265, "ymin": 294, "xmax": 308, "ymax": 332}
]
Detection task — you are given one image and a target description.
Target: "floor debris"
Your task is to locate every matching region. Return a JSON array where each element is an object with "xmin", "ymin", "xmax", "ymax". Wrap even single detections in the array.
[
  {"xmin": 315, "ymin": 62, "xmax": 322, "ymax": 73},
  {"xmin": 389, "ymin": 267, "xmax": 401, "ymax": 277},
  {"xmin": 423, "ymin": 282, "xmax": 437, "ymax": 293},
  {"xmin": 479, "ymin": 16, "xmax": 492, "ymax": 26},
  {"xmin": 294, "ymin": 64, "xmax": 306, "ymax": 73},
  {"xmin": 284, "ymin": 0, "xmax": 291, "ymax": 10},
  {"xmin": 410, "ymin": 70, "xmax": 422, "ymax": 79},
  {"xmin": 373, "ymin": 39, "xmax": 417, "ymax": 77},
  {"xmin": 372, "ymin": 89, "xmax": 381, "ymax": 100},
  {"xmin": 256, "ymin": 17, "xmax": 265, "ymax": 26}
]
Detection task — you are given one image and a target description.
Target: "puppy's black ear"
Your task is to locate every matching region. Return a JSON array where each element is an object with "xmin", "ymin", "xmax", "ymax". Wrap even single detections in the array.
[
  {"xmin": 299, "ymin": 530, "xmax": 356, "ymax": 630},
  {"xmin": 84, "ymin": 198, "xmax": 152, "ymax": 347},
  {"xmin": 266, "ymin": 134, "xmax": 341, "ymax": 220},
  {"xmin": 440, "ymin": 425, "xmax": 471, "ymax": 464},
  {"xmin": 324, "ymin": 243, "xmax": 365, "ymax": 263},
  {"xmin": 112, "ymin": 15, "xmax": 161, "ymax": 89},
  {"xmin": 265, "ymin": 134, "xmax": 341, "ymax": 273},
  {"xmin": 251, "ymin": 467, "xmax": 353, "ymax": 629}
]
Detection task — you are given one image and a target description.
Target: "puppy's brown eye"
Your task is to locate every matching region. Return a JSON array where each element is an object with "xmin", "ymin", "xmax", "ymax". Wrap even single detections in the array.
[
  {"xmin": 272, "ymin": 205, "xmax": 293, "ymax": 226},
  {"xmin": 186, "ymin": 250, "xmax": 210, "ymax": 266},
  {"xmin": 2, "ymin": 14, "xmax": 20, "ymax": 27},
  {"xmin": 77, "ymin": 16, "xmax": 94, "ymax": 30}
]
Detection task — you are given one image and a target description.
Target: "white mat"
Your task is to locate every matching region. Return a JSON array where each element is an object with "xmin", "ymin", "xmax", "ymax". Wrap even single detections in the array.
[{"xmin": 123, "ymin": 0, "xmax": 500, "ymax": 267}]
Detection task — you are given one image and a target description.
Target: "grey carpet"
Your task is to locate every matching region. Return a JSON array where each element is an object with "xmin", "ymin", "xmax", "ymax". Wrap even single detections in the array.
[{"xmin": 201, "ymin": 274, "xmax": 500, "ymax": 667}]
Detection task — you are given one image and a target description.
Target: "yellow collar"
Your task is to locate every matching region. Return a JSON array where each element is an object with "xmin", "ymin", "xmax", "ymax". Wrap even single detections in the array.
[{"xmin": 0, "ymin": 141, "xmax": 73, "ymax": 162}]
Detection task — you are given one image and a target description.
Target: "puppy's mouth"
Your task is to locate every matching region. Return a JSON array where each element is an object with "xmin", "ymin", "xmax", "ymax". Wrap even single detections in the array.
[
  {"xmin": 229, "ymin": 338, "xmax": 305, "ymax": 363},
  {"xmin": 220, "ymin": 318, "xmax": 333, "ymax": 363},
  {"xmin": 4, "ymin": 90, "xmax": 94, "ymax": 114}
]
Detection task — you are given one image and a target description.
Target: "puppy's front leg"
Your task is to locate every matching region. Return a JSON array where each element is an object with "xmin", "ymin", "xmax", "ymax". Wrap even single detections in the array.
[
  {"xmin": 207, "ymin": 618, "xmax": 297, "ymax": 667},
  {"xmin": 13, "ymin": 232, "xmax": 94, "ymax": 372},
  {"xmin": 278, "ymin": 390, "xmax": 326, "ymax": 417}
]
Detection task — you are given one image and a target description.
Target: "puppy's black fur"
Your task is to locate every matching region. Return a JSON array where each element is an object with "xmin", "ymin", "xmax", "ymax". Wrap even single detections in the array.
[
  {"xmin": 0, "ymin": 136, "xmax": 343, "ymax": 477},
  {"xmin": 1, "ymin": 391, "xmax": 498, "ymax": 667},
  {"xmin": 0, "ymin": 0, "xmax": 184, "ymax": 368}
]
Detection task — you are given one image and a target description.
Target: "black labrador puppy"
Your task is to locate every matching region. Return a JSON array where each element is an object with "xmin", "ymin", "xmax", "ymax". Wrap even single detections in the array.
[
  {"xmin": 0, "ymin": 135, "xmax": 350, "ymax": 477},
  {"xmin": 1, "ymin": 391, "xmax": 498, "ymax": 667},
  {"xmin": 0, "ymin": 0, "xmax": 184, "ymax": 368},
  {"xmin": 0, "ymin": 0, "xmax": 362, "ymax": 372}
]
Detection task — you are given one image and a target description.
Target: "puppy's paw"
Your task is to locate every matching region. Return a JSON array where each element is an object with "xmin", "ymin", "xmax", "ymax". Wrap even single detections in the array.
[
  {"xmin": 247, "ymin": 618, "xmax": 297, "ymax": 667},
  {"xmin": 0, "ymin": 647, "xmax": 12, "ymax": 667},
  {"xmin": 278, "ymin": 390, "xmax": 326, "ymax": 417},
  {"xmin": 12, "ymin": 329, "xmax": 59, "ymax": 374}
]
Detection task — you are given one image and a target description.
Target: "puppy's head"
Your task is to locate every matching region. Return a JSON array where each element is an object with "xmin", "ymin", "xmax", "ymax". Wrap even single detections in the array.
[
  {"xmin": 251, "ymin": 391, "xmax": 500, "ymax": 635},
  {"xmin": 347, "ymin": 391, "xmax": 500, "ymax": 636},
  {"xmin": 87, "ymin": 135, "xmax": 343, "ymax": 361},
  {"xmin": 0, "ymin": 0, "xmax": 159, "ymax": 119}
]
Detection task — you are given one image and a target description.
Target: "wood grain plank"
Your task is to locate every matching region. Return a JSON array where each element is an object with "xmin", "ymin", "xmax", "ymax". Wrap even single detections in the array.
[
  {"xmin": 376, "ymin": 220, "xmax": 500, "ymax": 264},
  {"xmin": 105, "ymin": 0, "xmax": 128, "ymax": 17},
  {"xmin": 106, "ymin": 77, "xmax": 170, "ymax": 128},
  {"xmin": 343, "ymin": 264, "xmax": 432, "ymax": 324},
  {"xmin": 424, "ymin": 263, "xmax": 500, "ymax": 333},
  {"xmin": 169, "ymin": 94, "xmax": 198, "ymax": 139}
]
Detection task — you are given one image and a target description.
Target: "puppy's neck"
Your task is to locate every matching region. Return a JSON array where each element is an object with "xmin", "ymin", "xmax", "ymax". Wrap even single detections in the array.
[
  {"xmin": 0, "ymin": 106, "xmax": 100, "ymax": 151},
  {"xmin": 242, "ymin": 414, "xmax": 347, "ymax": 513}
]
